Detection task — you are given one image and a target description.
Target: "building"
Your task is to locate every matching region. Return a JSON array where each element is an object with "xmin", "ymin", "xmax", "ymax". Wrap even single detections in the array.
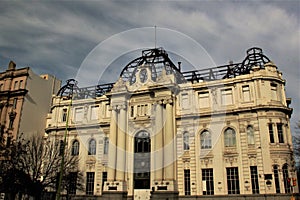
[
  {"xmin": 0, "ymin": 61, "xmax": 61, "ymax": 143},
  {"xmin": 45, "ymin": 47, "xmax": 296, "ymax": 199}
]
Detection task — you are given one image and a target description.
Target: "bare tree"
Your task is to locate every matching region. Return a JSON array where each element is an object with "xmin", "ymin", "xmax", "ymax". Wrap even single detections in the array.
[{"xmin": 0, "ymin": 134, "xmax": 83, "ymax": 199}]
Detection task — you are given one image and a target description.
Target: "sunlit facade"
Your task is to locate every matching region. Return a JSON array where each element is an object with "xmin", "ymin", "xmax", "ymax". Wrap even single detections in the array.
[{"xmin": 45, "ymin": 47, "xmax": 296, "ymax": 199}]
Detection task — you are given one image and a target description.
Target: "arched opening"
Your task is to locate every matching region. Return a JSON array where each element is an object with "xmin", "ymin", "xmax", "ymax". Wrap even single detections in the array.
[
  {"xmin": 283, "ymin": 164, "xmax": 291, "ymax": 193},
  {"xmin": 134, "ymin": 131, "xmax": 151, "ymax": 189}
]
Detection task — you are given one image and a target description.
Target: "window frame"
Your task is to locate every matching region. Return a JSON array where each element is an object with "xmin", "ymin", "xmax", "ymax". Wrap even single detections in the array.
[
  {"xmin": 200, "ymin": 130, "xmax": 212, "ymax": 149},
  {"xmin": 71, "ymin": 140, "xmax": 80, "ymax": 156},
  {"xmin": 88, "ymin": 139, "xmax": 96, "ymax": 155},
  {"xmin": 224, "ymin": 128, "xmax": 236, "ymax": 147}
]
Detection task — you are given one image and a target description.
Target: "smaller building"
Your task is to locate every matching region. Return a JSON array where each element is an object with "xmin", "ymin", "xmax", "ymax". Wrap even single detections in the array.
[{"xmin": 0, "ymin": 61, "xmax": 61, "ymax": 143}]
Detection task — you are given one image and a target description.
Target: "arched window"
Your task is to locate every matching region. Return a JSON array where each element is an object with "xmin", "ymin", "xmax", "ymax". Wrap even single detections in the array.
[
  {"xmin": 88, "ymin": 139, "xmax": 96, "ymax": 155},
  {"xmin": 282, "ymin": 164, "xmax": 291, "ymax": 193},
  {"xmin": 200, "ymin": 130, "xmax": 211, "ymax": 149},
  {"xmin": 59, "ymin": 140, "xmax": 65, "ymax": 156},
  {"xmin": 134, "ymin": 131, "xmax": 150, "ymax": 153},
  {"xmin": 247, "ymin": 125, "xmax": 255, "ymax": 145},
  {"xmin": 71, "ymin": 140, "xmax": 79, "ymax": 156},
  {"xmin": 103, "ymin": 137, "xmax": 109, "ymax": 154},
  {"xmin": 183, "ymin": 132, "xmax": 190, "ymax": 150},
  {"xmin": 224, "ymin": 128, "xmax": 236, "ymax": 147}
]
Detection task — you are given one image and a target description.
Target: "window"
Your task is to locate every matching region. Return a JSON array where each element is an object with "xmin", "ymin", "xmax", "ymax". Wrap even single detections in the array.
[
  {"xmin": 88, "ymin": 139, "xmax": 96, "ymax": 155},
  {"xmin": 71, "ymin": 140, "xmax": 79, "ymax": 156},
  {"xmin": 62, "ymin": 109, "xmax": 67, "ymax": 122},
  {"xmin": 184, "ymin": 169, "xmax": 191, "ymax": 195},
  {"xmin": 277, "ymin": 123, "xmax": 284, "ymax": 143},
  {"xmin": 226, "ymin": 167, "xmax": 240, "ymax": 194},
  {"xmin": 283, "ymin": 164, "xmax": 291, "ymax": 193},
  {"xmin": 181, "ymin": 93, "xmax": 189, "ymax": 108},
  {"xmin": 59, "ymin": 140, "xmax": 65, "ymax": 156},
  {"xmin": 199, "ymin": 91, "xmax": 210, "ymax": 108},
  {"xmin": 221, "ymin": 88, "xmax": 233, "ymax": 105},
  {"xmin": 137, "ymin": 104, "xmax": 149, "ymax": 117},
  {"xmin": 103, "ymin": 137, "xmax": 109, "ymax": 154},
  {"xmin": 242, "ymin": 85, "xmax": 251, "ymax": 102},
  {"xmin": 202, "ymin": 168, "xmax": 214, "ymax": 195},
  {"xmin": 250, "ymin": 166, "xmax": 259, "ymax": 194},
  {"xmin": 130, "ymin": 106, "xmax": 134, "ymax": 117},
  {"xmin": 69, "ymin": 172, "xmax": 78, "ymax": 195},
  {"xmin": 183, "ymin": 132, "xmax": 190, "ymax": 150},
  {"xmin": 14, "ymin": 81, "xmax": 18, "ymax": 90},
  {"xmin": 224, "ymin": 128, "xmax": 236, "ymax": 147},
  {"xmin": 134, "ymin": 131, "xmax": 150, "ymax": 153},
  {"xmin": 273, "ymin": 165, "xmax": 280, "ymax": 193},
  {"xmin": 0, "ymin": 83, "xmax": 3, "ymax": 91},
  {"xmin": 74, "ymin": 107, "xmax": 84, "ymax": 122},
  {"xmin": 90, "ymin": 105, "xmax": 99, "ymax": 120},
  {"xmin": 201, "ymin": 130, "xmax": 211, "ymax": 149},
  {"xmin": 13, "ymin": 98, "xmax": 17, "ymax": 109},
  {"xmin": 102, "ymin": 172, "xmax": 107, "ymax": 191},
  {"xmin": 269, "ymin": 124, "xmax": 275, "ymax": 143},
  {"xmin": 247, "ymin": 125, "xmax": 255, "ymax": 145},
  {"xmin": 271, "ymin": 83, "xmax": 278, "ymax": 100},
  {"xmin": 8, "ymin": 118, "xmax": 14, "ymax": 129},
  {"xmin": 86, "ymin": 172, "xmax": 95, "ymax": 195},
  {"xmin": 19, "ymin": 80, "xmax": 23, "ymax": 89}
]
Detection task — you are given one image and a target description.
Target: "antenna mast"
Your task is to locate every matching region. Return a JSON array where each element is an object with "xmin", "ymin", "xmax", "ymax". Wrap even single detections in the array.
[{"xmin": 154, "ymin": 25, "xmax": 157, "ymax": 49}]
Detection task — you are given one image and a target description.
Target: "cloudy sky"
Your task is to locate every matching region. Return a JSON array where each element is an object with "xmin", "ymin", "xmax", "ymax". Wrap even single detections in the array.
[{"xmin": 0, "ymin": 1, "xmax": 299, "ymax": 131}]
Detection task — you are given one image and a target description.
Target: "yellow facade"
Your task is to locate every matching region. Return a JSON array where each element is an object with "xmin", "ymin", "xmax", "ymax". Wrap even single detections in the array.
[{"xmin": 45, "ymin": 47, "xmax": 296, "ymax": 199}]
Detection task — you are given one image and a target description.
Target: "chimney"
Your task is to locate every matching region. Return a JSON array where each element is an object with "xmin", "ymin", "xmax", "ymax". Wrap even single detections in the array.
[
  {"xmin": 178, "ymin": 62, "xmax": 181, "ymax": 72},
  {"xmin": 8, "ymin": 61, "xmax": 16, "ymax": 70}
]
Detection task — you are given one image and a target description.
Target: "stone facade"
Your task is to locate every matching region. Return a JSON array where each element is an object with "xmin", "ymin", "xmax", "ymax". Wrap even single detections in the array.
[{"xmin": 45, "ymin": 48, "xmax": 296, "ymax": 199}]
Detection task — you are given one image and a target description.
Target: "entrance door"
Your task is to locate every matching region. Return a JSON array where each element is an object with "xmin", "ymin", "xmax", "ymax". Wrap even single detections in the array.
[{"xmin": 134, "ymin": 131, "xmax": 151, "ymax": 189}]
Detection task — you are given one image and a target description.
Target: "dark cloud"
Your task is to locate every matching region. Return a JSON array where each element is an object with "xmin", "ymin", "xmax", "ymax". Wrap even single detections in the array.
[{"xmin": 0, "ymin": 0, "xmax": 299, "ymax": 128}]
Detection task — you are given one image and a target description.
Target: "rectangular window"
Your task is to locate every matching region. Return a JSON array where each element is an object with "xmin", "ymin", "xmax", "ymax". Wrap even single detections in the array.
[
  {"xmin": 90, "ymin": 105, "xmax": 99, "ymax": 120},
  {"xmin": 0, "ymin": 83, "xmax": 3, "ymax": 91},
  {"xmin": 62, "ymin": 109, "xmax": 67, "ymax": 122},
  {"xmin": 74, "ymin": 107, "xmax": 84, "ymax": 122},
  {"xmin": 221, "ymin": 88, "xmax": 233, "ymax": 105},
  {"xmin": 8, "ymin": 119, "xmax": 14, "ymax": 129},
  {"xmin": 269, "ymin": 124, "xmax": 275, "ymax": 143},
  {"xmin": 271, "ymin": 83, "xmax": 277, "ymax": 100},
  {"xmin": 14, "ymin": 81, "xmax": 18, "ymax": 90},
  {"xmin": 13, "ymin": 98, "xmax": 17, "ymax": 109},
  {"xmin": 184, "ymin": 169, "xmax": 191, "ymax": 195},
  {"xmin": 86, "ymin": 172, "xmax": 95, "ymax": 195},
  {"xmin": 130, "ymin": 106, "xmax": 134, "ymax": 117},
  {"xmin": 202, "ymin": 168, "xmax": 214, "ymax": 195},
  {"xmin": 19, "ymin": 80, "xmax": 23, "ymax": 89},
  {"xmin": 226, "ymin": 167, "xmax": 240, "ymax": 194},
  {"xmin": 105, "ymin": 104, "xmax": 110, "ymax": 117},
  {"xmin": 102, "ymin": 172, "xmax": 107, "ymax": 191},
  {"xmin": 250, "ymin": 166, "xmax": 259, "ymax": 194},
  {"xmin": 103, "ymin": 137, "xmax": 109, "ymax": 154},
  {"xmin": 277, "ymin": 123, "xmax": 284, "ymax": 143},
  {"xmin": 273, "ymin": 165, "xmax": 280, "ymax": 193},
  {"xmin": 199, "ymin": 91, "xmax": 210, "ymax": 108},
  {"xmin": 242, "ymin": 85, "xmax": 251, "ymax": 102},
  {"xmin": 182, "ymin": 93, "xmax": 189, "ymax": 109},
  {"xmin": 69, "ymin": 172, "xmax": 78, "ymax": 195}
]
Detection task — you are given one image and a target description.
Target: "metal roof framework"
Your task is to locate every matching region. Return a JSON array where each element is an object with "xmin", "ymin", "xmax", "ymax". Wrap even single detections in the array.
[{"xmin": 57, "ymin": 47, "xmax": 271, "ymax": 99}]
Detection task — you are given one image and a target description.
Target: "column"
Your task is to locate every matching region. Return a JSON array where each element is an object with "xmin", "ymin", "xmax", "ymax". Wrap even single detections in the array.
[
  {"xmin": 107, "ymin": 106, "xmax": 118, "ymax": 181},
  {"xmin": 154, "ymin": 101, "xmax": 164, "ymax": 181},
  {"xmin": 164, "ymin": 100, "xmax": 175, "ymax": 181},
  {"xmin": 116, "ymin": 105, "xmax": 127, "ymax": 181}
]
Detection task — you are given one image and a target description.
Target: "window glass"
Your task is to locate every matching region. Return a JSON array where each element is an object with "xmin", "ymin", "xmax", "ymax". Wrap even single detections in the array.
[
  {"xmin": 201, "ymin": 130, "xmax": 212, "ymax": 149},
  {"xmin": 247, "ymin": 125, "xmax": 255, "ymax": 145},
  {"xmin": 224, "ymin": 128, "xmax": 236, "ymax": 147},
  {"xmin": 183, "ymin": 132, "xmax": 190, "ymax": 150},
  {"xmin": 88, "ymin": 139, "xmax": 96, "ymax": 155}
]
